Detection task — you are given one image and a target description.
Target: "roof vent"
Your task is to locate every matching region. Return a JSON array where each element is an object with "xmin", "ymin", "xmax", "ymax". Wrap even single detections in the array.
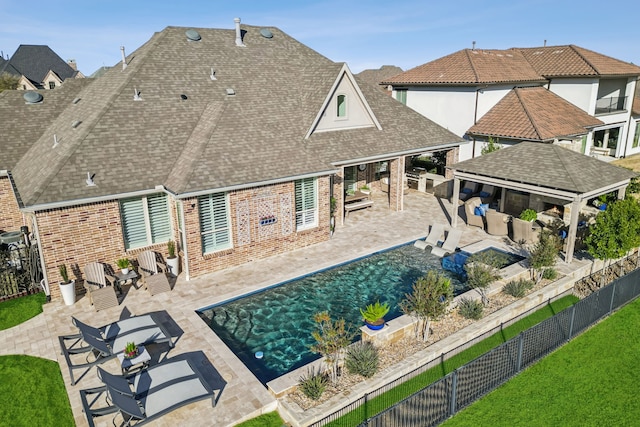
[
  {"xmin": 86, "ymin": 172, "xmax": 96, "ymax": 187},
  {"xmin": 185, "ymin": 29, "xmax": 201, "ymax": 41},
  {"xmin": 260, "ymin": 28, "xmax": 273, "ymax": 39},
  {"xmin": 210, "ymin": 67, "xmax": 216, "ymax": 80},
  {"xmin": 71, "ymin": 120, "xmax": 81, "ymax": 128},
  {"xmin": 52, "ymin": 134, "xmax": 59, "ymax": 148},
  {"xmin": 133, "ymin": 88, "xmax": 142, "ymax": 101},
  {"xmin": 120, "ymin": 46, "xmax": 127, "ymax": 71},
  {"xmin": 226, "ymin": 88, "xmax": 236, "ymax": 96},
  {"xmin": 180, "ymin": 94, "xmax": 188, "ymax": 100},
  {"xmin": 72, "ymin": 97, "xmax": 81, "ymax": 104},
  {"xmin": 234, "ymin": 18, "xmax": 245, "ymax": 47},
  {"xmin": 23, "ymin": 91, "xmax": 43, "ymax": 104}
]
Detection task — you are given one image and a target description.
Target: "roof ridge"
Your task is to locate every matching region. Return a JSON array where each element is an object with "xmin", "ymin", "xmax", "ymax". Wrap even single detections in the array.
[
  {"xmin": 465, "ymin": 49, "xmax": 481, "ymax": 83},
  {"xmin": 514, "ymin": 87, "xmax": 543, "ymax": 140},
  {"xmin": 568, "ymin": 45, "xmax": 599, "ymax": 74}
]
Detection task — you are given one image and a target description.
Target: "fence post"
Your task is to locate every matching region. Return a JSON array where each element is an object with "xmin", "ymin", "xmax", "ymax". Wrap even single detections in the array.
[
  {"xmin": 450, "ymin": 369, "xmax": 458, "ymax": 417},
  {"xmin": 516, "ymin": 332, "xmax": 524, "ymax": 371},
  {"xmin": 568, "ymin": 305, "xmax": 575, "ymax": 340},
  {"xmin": 609, "ymin": 280, "xmax": 616, "ymax": 314},
  {"xmin": 364, "ymin": 392, "xmax": 368, "ymax": 425}
]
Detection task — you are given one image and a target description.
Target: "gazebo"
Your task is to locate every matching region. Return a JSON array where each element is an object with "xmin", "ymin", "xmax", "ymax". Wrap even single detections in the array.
[{"xmin": 448, "ymin": 142, "xmax": 637, "ymax": 263}]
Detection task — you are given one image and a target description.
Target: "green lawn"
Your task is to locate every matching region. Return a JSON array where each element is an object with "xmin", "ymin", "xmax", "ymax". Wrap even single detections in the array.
[
  {"xmin": 0, "ymin": 292, "xmax": 46, "ymax": 330},
  {"xmin": 0, "ymin": 355, "xmax": 74, "ymax": 427},
  {"xmin": 235, "ymin": 411, "xmax": 286, "ymax": 426},
  {"xmin": 325, "ymin": 295, "xmax": 579, "ymax": 426},
  {"xmin": 442, "ymin": 296, "xmax": 640, "ymax": 426}
]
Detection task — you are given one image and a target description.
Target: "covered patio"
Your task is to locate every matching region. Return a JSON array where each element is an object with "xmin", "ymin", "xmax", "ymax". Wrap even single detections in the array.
[{"xmin": 449, "ymin": 142, "xmax": 637, "ymax": 263}]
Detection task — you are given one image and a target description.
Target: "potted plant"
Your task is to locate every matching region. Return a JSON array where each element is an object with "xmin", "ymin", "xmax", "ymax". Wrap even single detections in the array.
[
  {"xmin": 124, "ymin": 342, "xmax": 139, "ymax": 359},
  {"xmin": 359, "ymin": 185, "xmax": 371, "ymax": 195},
  {"xmin": 360, "ymin": 300, "xmax": 390, "ymax": 330},
  {"xmin": 58, "ymin": 264, "xmax": 76, "ymax": 306},
  {"xmin": 166, "ymin": 240, "xmax": 179, "ymax": 276},
  {"xmin": 116, "ymin": 258, "xmax": 131, "ymax": 275},
  {"xmin": 519, "ymin": 209, "xmax": 537, "ymax": 222}
]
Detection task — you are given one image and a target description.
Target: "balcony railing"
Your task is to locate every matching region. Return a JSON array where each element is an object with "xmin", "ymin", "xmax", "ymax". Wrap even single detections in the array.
[{"xmin": 595, "ymin": 96, "xmax": 628, "ymax": 115}]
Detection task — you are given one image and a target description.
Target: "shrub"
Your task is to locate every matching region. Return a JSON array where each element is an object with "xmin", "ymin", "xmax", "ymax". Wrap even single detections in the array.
[
  {"xmin": 542, "ymin": 267, "xmax": 558, "ymax": 281},
  {"xmin": 345, "ymin": 341, "xmax": 379, "ymax": 378},
  {"xmin": 458, "ymin": 297, "xmax": 483, "ymax": 320},
  {"xmin": 298, "ymin": 369, "xmax": 328, "ymax": 400},
  {"xmin": 519, "ymin": 209, "xmax": 537, "ymax": 222},
  {"xmin": 503, "ymin": 278, "xmax": 535, "ymax": 298}
]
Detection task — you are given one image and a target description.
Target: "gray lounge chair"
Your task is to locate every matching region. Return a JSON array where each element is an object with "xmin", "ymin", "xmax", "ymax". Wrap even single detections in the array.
[
  {"xmin": 431, "ymin": 228, "xmax": 463, "ymax": 257},
  {"xmin": 59, "ymin": 315, "xmax": 173, "ymax": 385},
  {"xmin": 81, "ymin": 359, "xmax": 215, "ymax": 427},
  {"xmin": 414, "ymin": 223, "xmax": 445, "ymax": 250}
]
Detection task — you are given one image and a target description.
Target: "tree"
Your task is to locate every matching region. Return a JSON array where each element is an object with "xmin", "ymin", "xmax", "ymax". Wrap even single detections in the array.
[
  {"xmin": 585, "ymin": 198, "xmax": 640, "ymax": 286},
  {"xmin": 481, "ymin": 137, "xmax": 501, "ymax": 156},
  {"xmin": 0, "ymin": 73, "xmax": 19, "ymax": 92},
  {"xmin": 464, "ymin": 251, "xmax": 502, "ymax": 305},
  {"xmin": 529, "ymin": 230, "xmax": 559, "ymax": 283},
  {"xmin": 309, "ymin": 311, "xmax": 355, "ymax": 385},
  {"xmin": 400, "ymin": 270, "xmax": 453, "ymax": 341}
]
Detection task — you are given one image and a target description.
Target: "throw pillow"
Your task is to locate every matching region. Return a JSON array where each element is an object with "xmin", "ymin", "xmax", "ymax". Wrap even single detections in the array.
[
  {"xmin": 479, "ymin": 191, "xmax": 490, "ymax": 198},
  {"xmin": 480, "ymin": 204, "xmax": 489, "ymax": 216},
  {"xmin": 461, "ymin": 188, "xmax": 473, "ymax": 194},
  {"xmin": 474, "ymin": 207, "xmax": 483, "ymax": 216}
]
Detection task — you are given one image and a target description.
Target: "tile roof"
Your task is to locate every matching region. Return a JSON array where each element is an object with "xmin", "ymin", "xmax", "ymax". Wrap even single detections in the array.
[
  {"xmin": 1, "ymin": 45, "xmax": 79, "ymax": 86},
  {"xmin": 519, "ymin": 45, "xmax": 640, "ymax": 77},
  {"xmin": 449, "ymin": 142, "xmax": 637, "ymax": 194},
  {"xmin": 467, "ymin": 87, "xmax": 603, "ymax": 141},
  {"xmin": 4, "ymin": 24, "xmax": 463, "ymax": 208},
  {"xmin": 384, "ymin": 45, "xmax": 640, "ymax": 85},
  {"xmin": 382, "ymin": 49, "xmax": 546, "ymax": 85}
]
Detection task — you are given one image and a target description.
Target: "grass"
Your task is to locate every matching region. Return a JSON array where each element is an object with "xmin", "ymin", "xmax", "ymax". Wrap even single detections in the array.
[
  {"xmin": 0, "ymin": 355, "xmax": 74, "ymax": 427},
  {"xmin": 234, "ymin": 411, "xmax": 286, "ymax": 426},
  {"xmin": 0, "ymin": 292, "xmax": 47, "ymax": 330},
  {"xmin": 442, "ymin": 296, "xmax": 640, "ymax": 426},
  {"xmin": 324, "ymin": 295, "xmax": 579, "ymax": 427}
]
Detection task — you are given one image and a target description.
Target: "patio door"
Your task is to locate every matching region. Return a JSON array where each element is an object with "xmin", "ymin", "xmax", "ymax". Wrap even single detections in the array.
[{"xmin": 344, "ymin": 166, "xmax": 357, "ymax": 194}]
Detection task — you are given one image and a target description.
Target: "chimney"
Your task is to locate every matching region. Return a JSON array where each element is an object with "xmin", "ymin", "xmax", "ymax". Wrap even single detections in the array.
[
  {"xmin": 472, "ymin": 41, "xmax": 476, "ymax": 50},
  {"xmin": 234, "ymin": 18, "xmax": 245, "ymax": 47},
  {"xmin": 120, "ymin": 46, "xmax": 127, "ymax": 70},
  {"xmin": 67, "ymin": 59, "xmax": 77, "ymax": 71}
]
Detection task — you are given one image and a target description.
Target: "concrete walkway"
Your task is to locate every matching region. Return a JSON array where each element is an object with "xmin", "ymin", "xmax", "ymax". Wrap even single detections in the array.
[{"xmin": 0, "ymin": 190, "xmax": 592, "ymax": 427}]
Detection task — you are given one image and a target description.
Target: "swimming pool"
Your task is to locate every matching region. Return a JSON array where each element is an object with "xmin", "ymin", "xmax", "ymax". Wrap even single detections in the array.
[{"xmin": 196, "ymin": 242, "xmax": 522, "ymax": 384}]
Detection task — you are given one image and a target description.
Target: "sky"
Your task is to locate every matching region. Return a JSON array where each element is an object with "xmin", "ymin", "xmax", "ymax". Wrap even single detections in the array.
[{"xmin": 1, "ymin": 0, "xmax": 639, "ymax": 77}]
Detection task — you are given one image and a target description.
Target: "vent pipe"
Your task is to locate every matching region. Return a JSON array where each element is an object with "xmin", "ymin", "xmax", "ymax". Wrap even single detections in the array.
[
  {"xmin": 234, "ymin": 18, "xmax": 245, "ymax": 47},
  {"xmin": 120, "ymin": 46, "xmax": 127, "ymax": 70},
  {"xmin": 472, "ymin": 41, "xmax": 476, "ymax": 50}
]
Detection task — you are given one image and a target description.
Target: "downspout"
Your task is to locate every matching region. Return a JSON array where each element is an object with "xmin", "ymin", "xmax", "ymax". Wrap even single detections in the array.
[
  {"xmin": 29, "ymin": 213, "xmax": 50, "ymax": 298},
  {"xmin": 178, "ymin": 201, "xmax": 190, "ymax": 281}
]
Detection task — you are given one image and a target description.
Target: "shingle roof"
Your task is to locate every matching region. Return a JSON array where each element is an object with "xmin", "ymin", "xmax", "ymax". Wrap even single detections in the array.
[
  {"xmin": 467, "ymin": 87, "xmax": 603, "ymax": 141},
  {"xmin": 1, "ymin": 45, "xmax": 78, "ymax": 86},
  {"xmin": 356, "ymin": 65, "xmax": 403, "ymax": 88},
  {"xmin": 382, "ymin": 49, "xmax": 546, "ymax": 85},
  {"xmin": 384, "ymin": 45, "xmax": 640, "ymax": 85},
  {"xmin": 5, "ymin": 24, "xmax": 462, "ymax": 208},
  {"xmin": 519, "ymin": 45, "xmax": 640, "ymax": 77},
  {"xmin": 448, "ymin": 142, "xmax": 637, "ymax": 194}
]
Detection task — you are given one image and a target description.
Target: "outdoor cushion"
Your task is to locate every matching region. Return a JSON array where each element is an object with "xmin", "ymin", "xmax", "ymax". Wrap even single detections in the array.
[
  {"xmin": 461, "ymin": 188, "xmax": 473, "ymax": 194},
  {"xmin": 479, "ymin": 191, "xmax": 490, "ymax": 198},
  {"xmin": 474, "ymin": 207, "xmax": 483, "ymax": 216},
  {"xmin": 480, "ymin": 203, "xmax": 489, "ymax": 215}
]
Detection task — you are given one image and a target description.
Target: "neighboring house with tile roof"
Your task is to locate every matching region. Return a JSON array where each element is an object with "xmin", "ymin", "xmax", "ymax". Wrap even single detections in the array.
[
  {"xmin": 0, "ymin": 20, "xmax": 463, "ymax": 301},
  {"xmin": 0, "ymin": 45, "xmax": 84, "ymax": 90},
  {"xmin": 383, "ymin": 45, "xmax": 640, "ymax": 161}
]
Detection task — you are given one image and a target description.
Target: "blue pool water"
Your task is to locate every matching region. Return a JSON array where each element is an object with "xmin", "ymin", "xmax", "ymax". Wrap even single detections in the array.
[{"xmin": 197, "ymin": 242, "xmax": 476, "ymax": 384}]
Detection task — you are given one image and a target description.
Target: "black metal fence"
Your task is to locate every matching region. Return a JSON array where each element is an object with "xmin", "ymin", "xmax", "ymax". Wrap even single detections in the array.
[
  {"xmin": 0, "ymin": 241, "xmax": 42, "ymax": 300},
  {"xmin": 307, "ymin": 257, "xmax": 640, "ymax": 427},
  {"xmin": 359, "ymin": 268, "xmax": 640, "ymax": 427}
]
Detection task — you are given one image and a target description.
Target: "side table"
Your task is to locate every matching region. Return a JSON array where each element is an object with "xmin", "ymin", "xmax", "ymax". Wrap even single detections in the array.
[
  {"xmin": 117, "ymin": 345, "xmax": 151, "ymax": 375},
  {"xmin": 115, "ymin": 270, "xmax": 140, "ymax": 291}
]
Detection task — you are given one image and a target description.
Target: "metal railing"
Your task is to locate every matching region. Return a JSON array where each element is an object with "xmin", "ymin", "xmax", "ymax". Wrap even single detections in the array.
[
  {"xmin": 309, "ymin": 254, "xmax": 640, "ymax": 427},
  {"xmin": 595, "ymin": 96, "xmax": 627, "ymax": 115}
]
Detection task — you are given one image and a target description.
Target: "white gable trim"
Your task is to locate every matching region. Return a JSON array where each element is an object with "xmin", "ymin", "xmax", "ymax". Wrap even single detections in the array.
[{"xmin": 305, "ymin": 63, "xmax": 382, "ymax": 139}]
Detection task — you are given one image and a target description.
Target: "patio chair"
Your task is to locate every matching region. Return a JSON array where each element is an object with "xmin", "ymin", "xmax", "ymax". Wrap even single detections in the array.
[
  {"xmin": 464, "ymin": 197, "xmax": 486, "ymax": 229},
  {"xmin": 59, "ymin": 314, "xmax": 174, "ymax": 385},
  {"xmin": 137, "ymin": 250, "xmax": 172, "ymax": 296},
  {"xmin": 485, "ymin": 210, "xmax": 510, "ymax": 236},
  {"xmin": 81, "ymin": 359, "xmax": 215, "ymax": 427},
  {"xmin": 458, "ymin": 181, "xmax": 480, "ymax": 202},
  {"xmin": 83, "ymin": 262, "xmax": 118, "ymax": 311},
  {"xmin": 477, "ymin": 184, "xmax": 497, "ymax": 204},
  {"xmin": 431, "ymin": 228, "xmax": 463, "ymax": 257},
  {"xmin": 414, "ymin": 223, "xmax": 445, "ymax": 250},
  {"xmin": 511, "ymin": 217, "xmax": 541, "ymax": 244}
]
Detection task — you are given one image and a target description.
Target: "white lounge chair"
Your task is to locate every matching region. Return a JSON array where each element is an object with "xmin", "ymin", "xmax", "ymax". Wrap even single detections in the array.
[
  {"xmin": 414, "ymin": 223, "xmax": 445, "ymax": 250},
  {"xmin": 431, "ymin": 228, "xmax": 463, "ymax": 257}
]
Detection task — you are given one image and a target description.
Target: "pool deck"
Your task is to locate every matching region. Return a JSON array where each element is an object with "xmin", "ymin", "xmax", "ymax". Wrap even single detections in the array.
[{"xmin": 0, "ymin": 190, "xmax": 594, "ymax": 427}]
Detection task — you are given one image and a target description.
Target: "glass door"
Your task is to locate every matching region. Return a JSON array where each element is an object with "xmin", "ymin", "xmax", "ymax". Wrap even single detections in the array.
[{"xmin": 344, "ymin": 166, "xmax": 357, "ymax": 195}]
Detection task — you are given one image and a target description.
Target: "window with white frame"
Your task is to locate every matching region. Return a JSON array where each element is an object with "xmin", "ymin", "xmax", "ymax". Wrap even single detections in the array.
[
  {"xmin": 336, "ymin": 94, "xmax": 347, "ymax": 118},
  {"xmin": 199, "ymin": 193, "xmax": 231, "ymax": 253},
  {"xmin": 295, "ymin": 178, "xmax": 317, "ymax": 230},
  {"xmin": 633, "ymin": 122, "xmax": 640, "ymax": 149},
  {"xmin": 120, "ymin": 194, "xmax": 171, "ymax": 250}
]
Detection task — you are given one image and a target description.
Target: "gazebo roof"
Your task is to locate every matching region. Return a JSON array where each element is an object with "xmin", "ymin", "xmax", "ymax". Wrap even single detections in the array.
[{"xmin": 448, "ymin": 142, "xmax": 637, "ymax": 195}]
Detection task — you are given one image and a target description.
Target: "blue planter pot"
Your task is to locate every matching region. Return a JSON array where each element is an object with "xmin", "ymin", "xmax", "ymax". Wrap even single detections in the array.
[{"xmin": 365, "ymin": 320, "xmax": 385, "ymax": 330}]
